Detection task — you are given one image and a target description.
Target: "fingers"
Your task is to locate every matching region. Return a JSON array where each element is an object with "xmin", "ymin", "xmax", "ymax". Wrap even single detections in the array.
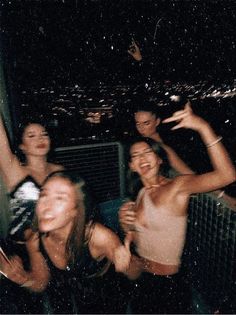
[
  {"xmin": 162, "ymin": 112, "xmax": 189, "ymax": 124},
  {"xmin": 24, "ymin": 228, "xmax": 39, "ymax": 241},
  {"xmin": 119, "ymin": 210, "xmax": 136, "ymax": 223},
  {"xmin": 119, "ymin": 202, "xmax": 135, "ymax": 214}
]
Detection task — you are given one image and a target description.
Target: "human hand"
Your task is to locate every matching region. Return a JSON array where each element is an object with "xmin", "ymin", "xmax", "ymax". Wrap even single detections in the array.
[
  {"xmin": 162, "ymin": 102, "xmax": 206, "ymax": 131},
  {"xmin": 24, "ymin": 229, "xmax": 40, "ymax": 253},
  {"xmin": 128, "ymin": 39, "xmax": 142, "ymax": 61},
  {"xmin": 0, "ymin": 255, "xmax": 28, "ymax": 286},
  {"xmin": 119, "ymin": 201, "xmax": 136, "ymax": 232},
  {"xmin": 113, "ymin": 238, "xmax": 131, "ymax": 273}
]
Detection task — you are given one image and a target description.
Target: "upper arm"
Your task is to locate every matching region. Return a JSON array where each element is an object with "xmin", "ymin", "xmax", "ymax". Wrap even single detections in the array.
[
  {"xmin": 178, "ymin": 172, "xmax": 235, "ymax": 195},
  {"xmin": 89, "ymin": 223, "xmax": 121, "ymax": 262},
  {"xmin": 0, "ymin": 116, "xmax": 25, "ymax": 187},
  {"xmin": 51, "ymin": 163, "xmax": 65, "ymax": 172}
]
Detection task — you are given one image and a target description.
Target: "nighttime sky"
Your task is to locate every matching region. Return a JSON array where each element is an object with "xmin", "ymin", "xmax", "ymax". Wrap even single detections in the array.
[{"xmin": 1, "ymin": 0, "xmax": 236, "ymax": 88}]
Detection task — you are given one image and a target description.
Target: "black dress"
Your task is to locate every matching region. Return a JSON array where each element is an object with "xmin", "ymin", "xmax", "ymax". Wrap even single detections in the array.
[{"xmin": 39, "ymin": 235, "xmax": 114, "ymax": 314}]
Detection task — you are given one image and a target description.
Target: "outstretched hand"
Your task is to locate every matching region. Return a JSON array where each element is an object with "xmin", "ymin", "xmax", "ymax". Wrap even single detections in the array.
[
  {"xmin": 0, "ymin": 255, "xmax": 28, "ymax": 285},
  {"xmin": 128, "ymin": 39, "xmax": 142, "ymax": 61},
  {"xmin": 162, "ymin": 102, "xmax": 206, "ymax": 131}
]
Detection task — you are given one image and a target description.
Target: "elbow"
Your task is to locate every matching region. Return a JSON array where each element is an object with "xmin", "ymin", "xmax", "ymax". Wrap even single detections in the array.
[{"xmin": 220, "ymin": 167, "xmax": 236, "ymax": 187}]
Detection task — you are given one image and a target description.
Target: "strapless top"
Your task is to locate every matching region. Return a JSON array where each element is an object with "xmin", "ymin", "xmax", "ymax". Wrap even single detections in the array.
[{"xmin": 8, "ymin": 176, "xmax": 40, "ymax": 240}]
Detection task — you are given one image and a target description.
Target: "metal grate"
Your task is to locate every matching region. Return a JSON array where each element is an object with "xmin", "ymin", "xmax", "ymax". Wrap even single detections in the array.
[
  {"xmin": 184, "ymin": 193, "xmax": 236, "ymax": 311},
  {"xmin": 54, "ymin": 142, "xmax": 126, "ymax": 203}
]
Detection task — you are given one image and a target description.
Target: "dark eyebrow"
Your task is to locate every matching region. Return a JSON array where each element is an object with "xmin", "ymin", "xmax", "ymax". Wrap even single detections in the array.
[{"xmin": 136, "ymin": 119, "xmax": 151, "ymax": 124}]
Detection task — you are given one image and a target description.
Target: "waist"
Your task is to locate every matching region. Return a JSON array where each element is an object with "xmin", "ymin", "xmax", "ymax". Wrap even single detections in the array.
[{"xmin": 140, "ymin": 256, "xmax": 179, "ymax": 276}]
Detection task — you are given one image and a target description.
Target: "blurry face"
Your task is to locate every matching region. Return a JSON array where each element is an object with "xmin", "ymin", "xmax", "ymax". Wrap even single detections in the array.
[
  {"xmin": 135, "ymin": 111, "xmax": 160, "ymax": 137},
  {"xmin": 129, "ymin": 141, "xmax": 162, "ymax": 179},
  {"xmin": 20, "ymin": 123, "xmax": 50, "ymax": 157},
  {"xmin": 36, "ymin": 177, "xmax": 78, "ymax": 233}
]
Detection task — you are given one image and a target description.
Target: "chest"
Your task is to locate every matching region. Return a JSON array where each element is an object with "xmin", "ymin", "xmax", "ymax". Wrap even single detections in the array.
[{"xmin": 43, "ymin": 238, "xmax": 69, "ymax": 270}]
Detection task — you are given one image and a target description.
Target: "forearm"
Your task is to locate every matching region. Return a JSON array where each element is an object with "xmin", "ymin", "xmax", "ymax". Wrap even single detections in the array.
[
  {"xmin": 0, "ymin": 114, "xmax": 18, "ymax": 184},
  {"xmin": 197, "ymin": 121, "xmax": 235, "ymax": 183},
  {"xmin": 25, "ymin": 251, "xmax": 50, "ymax": 292}
]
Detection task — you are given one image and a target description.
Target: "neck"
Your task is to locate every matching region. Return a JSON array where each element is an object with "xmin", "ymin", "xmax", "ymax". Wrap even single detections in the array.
[
  {"xmin": 150, "ymin": 132, "xmax": 163, "ymax": 143},
  {"xmin": 26, "ymin": 155, "xmax": 48, "ymax": 170},
  {"xmin": 48, "ymin": 227, "xmax": 70, "ymax": 245},
  {"xmin": 142, "ymin": 174, "xmax": 164, "ymax": 189}
]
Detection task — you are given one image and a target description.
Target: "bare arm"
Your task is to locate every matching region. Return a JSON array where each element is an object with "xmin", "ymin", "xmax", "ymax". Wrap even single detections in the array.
[
  {"xmin": 89, "ymin": 223, "xmax": 131, "ymax": 273},
  {"xmin": 23, "ymin": 230, "xmax": 50, "ymax": 292},
  {"xmin": 0, "ymin": 113, "xmax": 25, "ymax": 189},
  {"xmin": 0, "ymin": 231, "xmax": 50, "ymax": 292},
  {"xmin": 163, "ymin": 103, "xmax": 236, "ymax": 194}
]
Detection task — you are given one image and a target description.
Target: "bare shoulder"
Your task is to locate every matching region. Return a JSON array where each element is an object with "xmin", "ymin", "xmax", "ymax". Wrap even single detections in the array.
[
  {"xmin": 90, "ymin": 222, "xmax": 115, "ymax": 243},
  {"xmin": 171, "ymin": 174, "xmax": 197, "ymax": 193},
  {"xmin": 86, "ymin": 222, "xmax": 118, "ymax": 260},
  {"xmin": 48, "ymin": 163, "xmax": 64, "ymax": 172}
]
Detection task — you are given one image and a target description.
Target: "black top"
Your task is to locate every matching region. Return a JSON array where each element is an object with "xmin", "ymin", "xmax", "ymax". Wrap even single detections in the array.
[{"xmin": 39, "ymin": 226, "xmax": 109, "ymax": 314}]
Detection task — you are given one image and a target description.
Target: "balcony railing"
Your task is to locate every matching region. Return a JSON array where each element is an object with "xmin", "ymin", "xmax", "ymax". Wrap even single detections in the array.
[
  {"xmin": 54, "ymin": 142, "xmax": 126, "ymax": 203},
  {"xmin": 0, "ymin": 142, "xmax": 235, "ymax": 313}
]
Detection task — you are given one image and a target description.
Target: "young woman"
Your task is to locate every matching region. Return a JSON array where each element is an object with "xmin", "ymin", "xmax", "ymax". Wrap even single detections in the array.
[
  {"xmin": 134, "ymin": 101, "xmax": 194, "ymax": 175},
  {"xmin": 119, "ymin": 104, "xmax": 236, "ymax": 313},
  {"xmin": 0, "ymin": 113, "xmax": 63, "ymax": 240},
  {"xmin": 0, "ymin": 171, "xmax": 131, "ymax": 313}
]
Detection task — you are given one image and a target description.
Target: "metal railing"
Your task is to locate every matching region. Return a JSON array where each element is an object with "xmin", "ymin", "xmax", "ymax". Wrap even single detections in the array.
[
  {"xmin": 0, "ymin": 140, "xmax": 235, "ymax": 313},
  {"xmin": 184, "ymin": 193, "xmax": 236, "ymax": 312}
]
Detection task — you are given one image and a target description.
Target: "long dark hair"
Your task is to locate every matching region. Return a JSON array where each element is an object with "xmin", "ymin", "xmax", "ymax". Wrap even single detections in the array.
[
  {"xmin": 15, "ymin": 119, "xmax": 55, "ymax": 163},
  {"xmin": 127, "ymin": 137, "xmax": 170, "ymax": 200},
  {"xmin": 41, "ymin": 170, "xmax": 96, "ymax": 265}
]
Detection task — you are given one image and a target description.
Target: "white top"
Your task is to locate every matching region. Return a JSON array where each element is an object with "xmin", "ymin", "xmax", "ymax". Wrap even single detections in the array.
[{"xmin": 134, "ymin": 188, "xmax": 187, "ymax": 266}]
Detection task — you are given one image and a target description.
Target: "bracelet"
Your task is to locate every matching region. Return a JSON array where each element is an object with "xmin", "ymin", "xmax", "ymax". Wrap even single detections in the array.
[
  {"xmin": 20, "ymin": 280, "xmax": 34, "ymax": 288},
  {"xmin": 206, "ymin": 136, "xmax": 222, "ymax": 148}
]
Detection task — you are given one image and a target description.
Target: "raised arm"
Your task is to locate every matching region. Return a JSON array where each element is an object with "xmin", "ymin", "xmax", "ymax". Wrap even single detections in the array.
[
  {"xmin": 0, "ymin": 113, "xmax": 24, "ymax": 189},
  {"xmin": 163, "ymin": 103, "xmax": 236, "ymax": 194},
  {"xmin": 128, "ymin": 40, "xmax": 142, "ymax": 62}
]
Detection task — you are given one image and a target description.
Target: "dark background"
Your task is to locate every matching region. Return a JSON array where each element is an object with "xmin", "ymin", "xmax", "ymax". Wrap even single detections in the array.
[{"xmin": 1, "ymin": 0, "xmax": 235, "ymax": 87}]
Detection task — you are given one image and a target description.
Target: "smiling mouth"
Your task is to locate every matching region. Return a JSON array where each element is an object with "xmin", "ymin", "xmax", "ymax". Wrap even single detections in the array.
[
  {"xmin": 140, "ymin": 163, "xmax": 151, "ymax": 173},
  {"xmin": 39, "ymin": 216, "xmax": 54, "ymax": 222},
  {"xmin": 37, "ymin": 144, "xmax": 47, "ymax": 149}
]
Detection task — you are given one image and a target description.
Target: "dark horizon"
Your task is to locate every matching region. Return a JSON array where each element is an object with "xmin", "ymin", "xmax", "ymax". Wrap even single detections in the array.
[{"xmin": 1, "ymin": 0, "xmax": 236, "ymax": 89}]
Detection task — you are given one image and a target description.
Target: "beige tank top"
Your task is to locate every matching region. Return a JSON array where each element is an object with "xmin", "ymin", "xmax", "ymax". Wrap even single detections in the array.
[{"xmin": 134, "ymin": 188, "xmax": 187, "ymax": 266}]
